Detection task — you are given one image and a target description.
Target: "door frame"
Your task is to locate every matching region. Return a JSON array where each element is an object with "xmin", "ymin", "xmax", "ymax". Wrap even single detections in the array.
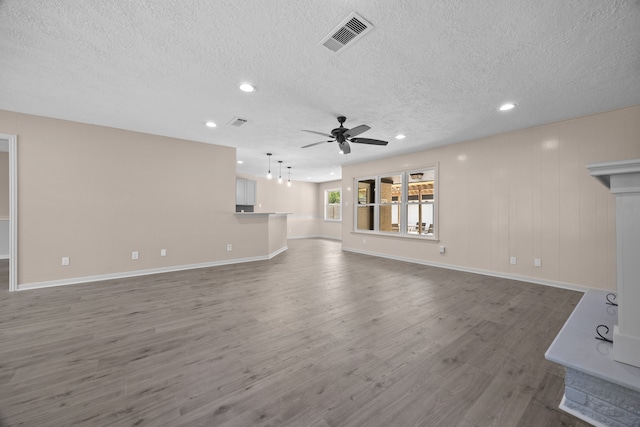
[{"xmin": 0, "ymin": 133, "xmax": 17, "ymax": 291}]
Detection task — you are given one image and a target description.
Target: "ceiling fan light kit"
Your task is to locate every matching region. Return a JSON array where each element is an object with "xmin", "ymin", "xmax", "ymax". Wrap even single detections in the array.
[{"xmin": 301, "ymin": 116, "xmax": 388, "ymax": 155}]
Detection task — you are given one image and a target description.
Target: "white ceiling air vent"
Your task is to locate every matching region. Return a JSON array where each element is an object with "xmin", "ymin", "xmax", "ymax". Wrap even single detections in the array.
[
  {"xmin": 228, "ymin": 117, "xmax": 248, "ymax": 127},
  {"xmin": 320, "ymin": 12, "xmax": 373, "ymax": 54}
]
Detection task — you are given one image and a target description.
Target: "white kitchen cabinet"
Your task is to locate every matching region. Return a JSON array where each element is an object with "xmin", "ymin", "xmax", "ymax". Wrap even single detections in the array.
[{"xmin": 236, "ymin": 178, "xmax": 256, "ymax": 205}]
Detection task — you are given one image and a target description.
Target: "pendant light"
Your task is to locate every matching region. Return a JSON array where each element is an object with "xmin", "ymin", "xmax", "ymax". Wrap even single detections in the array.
[
  {"xmin": 266, "ymin": 153, "xmax": 272, "ymax": 180},
  {"xmin": 287, "ymin": 166, "xmax": 292, "ymax": 187},
  {"xmin": 278, "ymin": 161, "xmax": 283, "ymax": 184}
]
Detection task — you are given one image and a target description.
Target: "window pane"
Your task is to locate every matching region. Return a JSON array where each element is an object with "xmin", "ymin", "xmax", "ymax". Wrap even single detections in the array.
[
  {"xmin": 325, "ymin": 189, "xmax": 341, "ymax": 220},
  {"xmin": 406, "ymin": 203, "xmax": 434, "ymax": 235},
  {"xmin": 380, "ymin": 175, "xmax": 402, "ymax": 204},
  {"xmin": 408, "ymin": 171, "xmax": 434, "ymax": 203},
  {"xmin": 357, "ymin": 206, "xmax": 374, "ymax": 230},
  {"xmin": 358, "ymin": 180, "xmax": 375, "ymax": 204},
  {"xmin": 379, "ymin": 204, "xmax": 400, "ymax": 233},
  {"xmin": 326, "ymin": 204, "xmax": 340, "ymax": 220}
]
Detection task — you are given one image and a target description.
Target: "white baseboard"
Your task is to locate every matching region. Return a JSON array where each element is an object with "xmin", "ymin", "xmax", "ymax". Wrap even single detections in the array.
[
  {"xmin": 288, "ymin": 235, "xmax": 342, "ymax": 241},
  {"xmin": 342, "ymin": 246, "xmax": 589, "ymax": 293},
  {"xmin": 18, "ymin": 246, "xmax": 288, "ymax": 291},
  {"xmin": 269, "ymin": 246, "xmax": 288, "ymax": 258}
]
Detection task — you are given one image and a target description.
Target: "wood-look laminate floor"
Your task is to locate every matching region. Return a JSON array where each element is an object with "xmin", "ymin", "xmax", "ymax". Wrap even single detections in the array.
[
  {"xmin": 0, "ymin": 239, "xmax": 590, "ymax": 427},
  {"xmin": 0, "ymin": 259, "xmax": 7, "ymax": 291}
]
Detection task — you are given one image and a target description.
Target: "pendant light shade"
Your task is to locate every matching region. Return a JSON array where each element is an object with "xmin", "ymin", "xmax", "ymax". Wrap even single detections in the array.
[
  {"xmin": 266, "ymin": 153, "xmax": 272, "ymax": 180},
  {"xmin": 278, "ymin": 161, "xmax": 283, "ymax": 184},
  {"xmin": 287, "ymin": 166, "xmax": 292, "ymax": 187}
]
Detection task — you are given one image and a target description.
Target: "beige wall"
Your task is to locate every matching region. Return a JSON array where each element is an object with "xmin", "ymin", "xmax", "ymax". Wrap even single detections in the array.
[
  {"xmin": 318, "ymin": 180, "xmax": 342, "ymax": 240},
  {"xmin": 0, "ymin": 109, "xmax": 271, "ymax": 286},
  {"xmin": 342, "ymin": 106, "xmax": 640, "ymax": 291},
  {"xmin": 268, "ymin": 215, "xmax": 288, "ymax": 254},
  {"xmin": 236, "ymin": 175, "xmax": 344, "ymax": 240},
  {"xmin": 238, "ymin": 174, "xmax": 321, "ymax": 238},
  {"xmin": 0, "ymin": 152, "xmax": 8, "ymax": 218}
]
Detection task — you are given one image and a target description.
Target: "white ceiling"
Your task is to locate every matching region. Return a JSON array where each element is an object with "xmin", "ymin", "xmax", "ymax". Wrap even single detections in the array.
[{"xmin": 1, "ymin": 1, "xmax": 639, "ymax": 182}]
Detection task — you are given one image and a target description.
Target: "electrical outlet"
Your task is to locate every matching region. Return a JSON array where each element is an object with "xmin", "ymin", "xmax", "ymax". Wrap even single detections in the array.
[
  {"xmin": 132, "ymin": 251, "xmax": 139, "ymax": 260},
  {"xmin": 227, "ymin": 244, "xmax": 232, "ymax": 251},
  {"xmin": 363, "ymin": 239, "xmax": 366, "ymax": 244},
  {"xmin": 534, "ymin": 258, "xmax": 542, "ymax": 267},
  {"xmin": 61, "ymin": 257, "xmax": 70, "ymax": 266},
  {"xmin": 510, "ymin": 256, "xmax": 517, "ymax": 265},
  {"xmin": 439, "ymin": 246, "xmax": 446, "ymax": 254},
  {"xmin": 160, "ymin": 249, "xmax": 167, "ymax": 257}
]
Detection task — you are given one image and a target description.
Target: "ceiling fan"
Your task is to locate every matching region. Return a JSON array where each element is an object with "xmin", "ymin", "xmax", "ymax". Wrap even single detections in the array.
[{"xmin": 301, "ymin": 116, "xmax": 388, "ymax": 154}]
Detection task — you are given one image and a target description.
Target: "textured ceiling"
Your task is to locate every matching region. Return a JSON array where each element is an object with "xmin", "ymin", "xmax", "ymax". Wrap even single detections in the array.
[{"xmin": 1, "ymin": 1, "xmax": 639, "ymax": 182}]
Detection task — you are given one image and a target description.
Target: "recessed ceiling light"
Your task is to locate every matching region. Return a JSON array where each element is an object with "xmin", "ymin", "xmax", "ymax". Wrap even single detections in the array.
[
  {"xmin": 205, "ymin": 121, "xmax": 217, "ymax": 128},
  {"xmin": 330, "ymin": 172, "xmax": 335, "ymax": 175},
  {"xmin": 239, "ymin": 83, "xmax": 255, "ymax": 93},
  {"xmin": 499, "ymin": 102, "xmax": 516, "ymax": 111},
  {"xmin": 237, "ymin": 160, "xmax": 243, "ymax": 164},
  {"xmin": 395, "ymin": 134, "xmax": 406, "ymax": 139}
]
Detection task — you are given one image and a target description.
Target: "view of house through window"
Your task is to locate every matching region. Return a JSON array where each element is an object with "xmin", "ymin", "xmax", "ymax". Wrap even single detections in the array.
[
  {"xmin": 357, "ymin": 179, "xmax": 375, "ymax": 231},
  {"xmin": 380, "ymin": 174, "xmax": 402, "ymax": 233},
  {"xmin": 355, "ymin": 167, "xmax": 437, "ymax": 238},
  {"xmin": 325, "ymin": 189, "xmax": 341, "ymax": 220}
]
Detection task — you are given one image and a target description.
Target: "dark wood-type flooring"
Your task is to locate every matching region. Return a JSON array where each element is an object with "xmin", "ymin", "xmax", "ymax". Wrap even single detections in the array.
[{"xmin": 0, "ymin": 239, "xmax": 589, "ymax": 426}]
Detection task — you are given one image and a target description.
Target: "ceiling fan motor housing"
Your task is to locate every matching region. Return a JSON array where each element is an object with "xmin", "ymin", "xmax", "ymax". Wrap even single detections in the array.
[
  {"xmin": 332, "ymin": 116, "xmax": 348, "ymax": 142},
  {"xmin": 332, "ymin": 129, "xmax": 347, "ymax": 142}
]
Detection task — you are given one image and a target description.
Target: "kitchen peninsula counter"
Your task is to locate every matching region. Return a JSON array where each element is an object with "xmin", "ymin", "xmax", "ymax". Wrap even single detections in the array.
[{"xmin": 234, "ymin": 212, "xmax": 289, "ymax": 259}]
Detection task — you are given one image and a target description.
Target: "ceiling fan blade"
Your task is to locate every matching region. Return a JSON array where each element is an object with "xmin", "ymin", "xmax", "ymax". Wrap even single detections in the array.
[
  {"xmin": 302, "ymin": 129, "xmax": 333, "ymax": 138},
  {"xmin": 301, "ymin": 140, "xmax": 332, "ymax": 148},
  {"xmin": 338, "ymin": 140, "xmax": 351, "ymax": 154},
  {"xmin": 344, "ymin": 124, "xmax": 370, "ymax": 138},
  {"xmin": 350, "ymin": 138, "xmax": 389, "ymax": 146}
]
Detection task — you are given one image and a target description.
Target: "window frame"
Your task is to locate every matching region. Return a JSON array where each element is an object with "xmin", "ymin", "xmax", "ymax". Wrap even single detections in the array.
[
  {"xmin": 324, "ymin": 188, "xmax": 342, "ymax": 222},
  {"xmin": 353, "ymin": 164, "xmax": 438, "ymax": 240}
]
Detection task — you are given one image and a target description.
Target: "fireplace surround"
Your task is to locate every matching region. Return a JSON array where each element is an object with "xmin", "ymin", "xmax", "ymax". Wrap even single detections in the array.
[{"xmin": 546, "ymin": 159, "xmax": 640, "ymax": 426}]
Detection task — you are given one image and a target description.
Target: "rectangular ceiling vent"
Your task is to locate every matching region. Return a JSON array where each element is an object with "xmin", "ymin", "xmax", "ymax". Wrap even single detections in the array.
[
  {"xmin": 228, "ymin": 117, "xmax": 248, "ymax": 127},
  {"xmin": 320, "ymin": 12, "xmax": 373, "ymax": 54}
]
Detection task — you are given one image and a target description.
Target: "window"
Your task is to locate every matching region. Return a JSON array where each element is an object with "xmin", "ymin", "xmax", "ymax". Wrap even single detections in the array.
[
  {"xmin": 325, "ymin": 189, "xmax": 341, "ymax": 221},
  {"xmin": 355, "ymin": 166, "xmax": 437, "ymax": 239}
]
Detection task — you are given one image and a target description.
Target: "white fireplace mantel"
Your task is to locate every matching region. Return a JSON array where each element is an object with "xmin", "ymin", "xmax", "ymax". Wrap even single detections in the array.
[
  {"xmin": 546, "ymin": 159, "xmax": 640, "ymax": 426},
  {"xmin": 588, "ymin": 158, "xmax": 640, "ymax": 368}
]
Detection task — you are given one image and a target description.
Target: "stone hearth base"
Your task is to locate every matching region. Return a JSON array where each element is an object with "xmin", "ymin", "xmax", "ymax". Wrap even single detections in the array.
[{"xmin": 546, "ymin": 290, "xmax": 640, "ymax": 427}]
